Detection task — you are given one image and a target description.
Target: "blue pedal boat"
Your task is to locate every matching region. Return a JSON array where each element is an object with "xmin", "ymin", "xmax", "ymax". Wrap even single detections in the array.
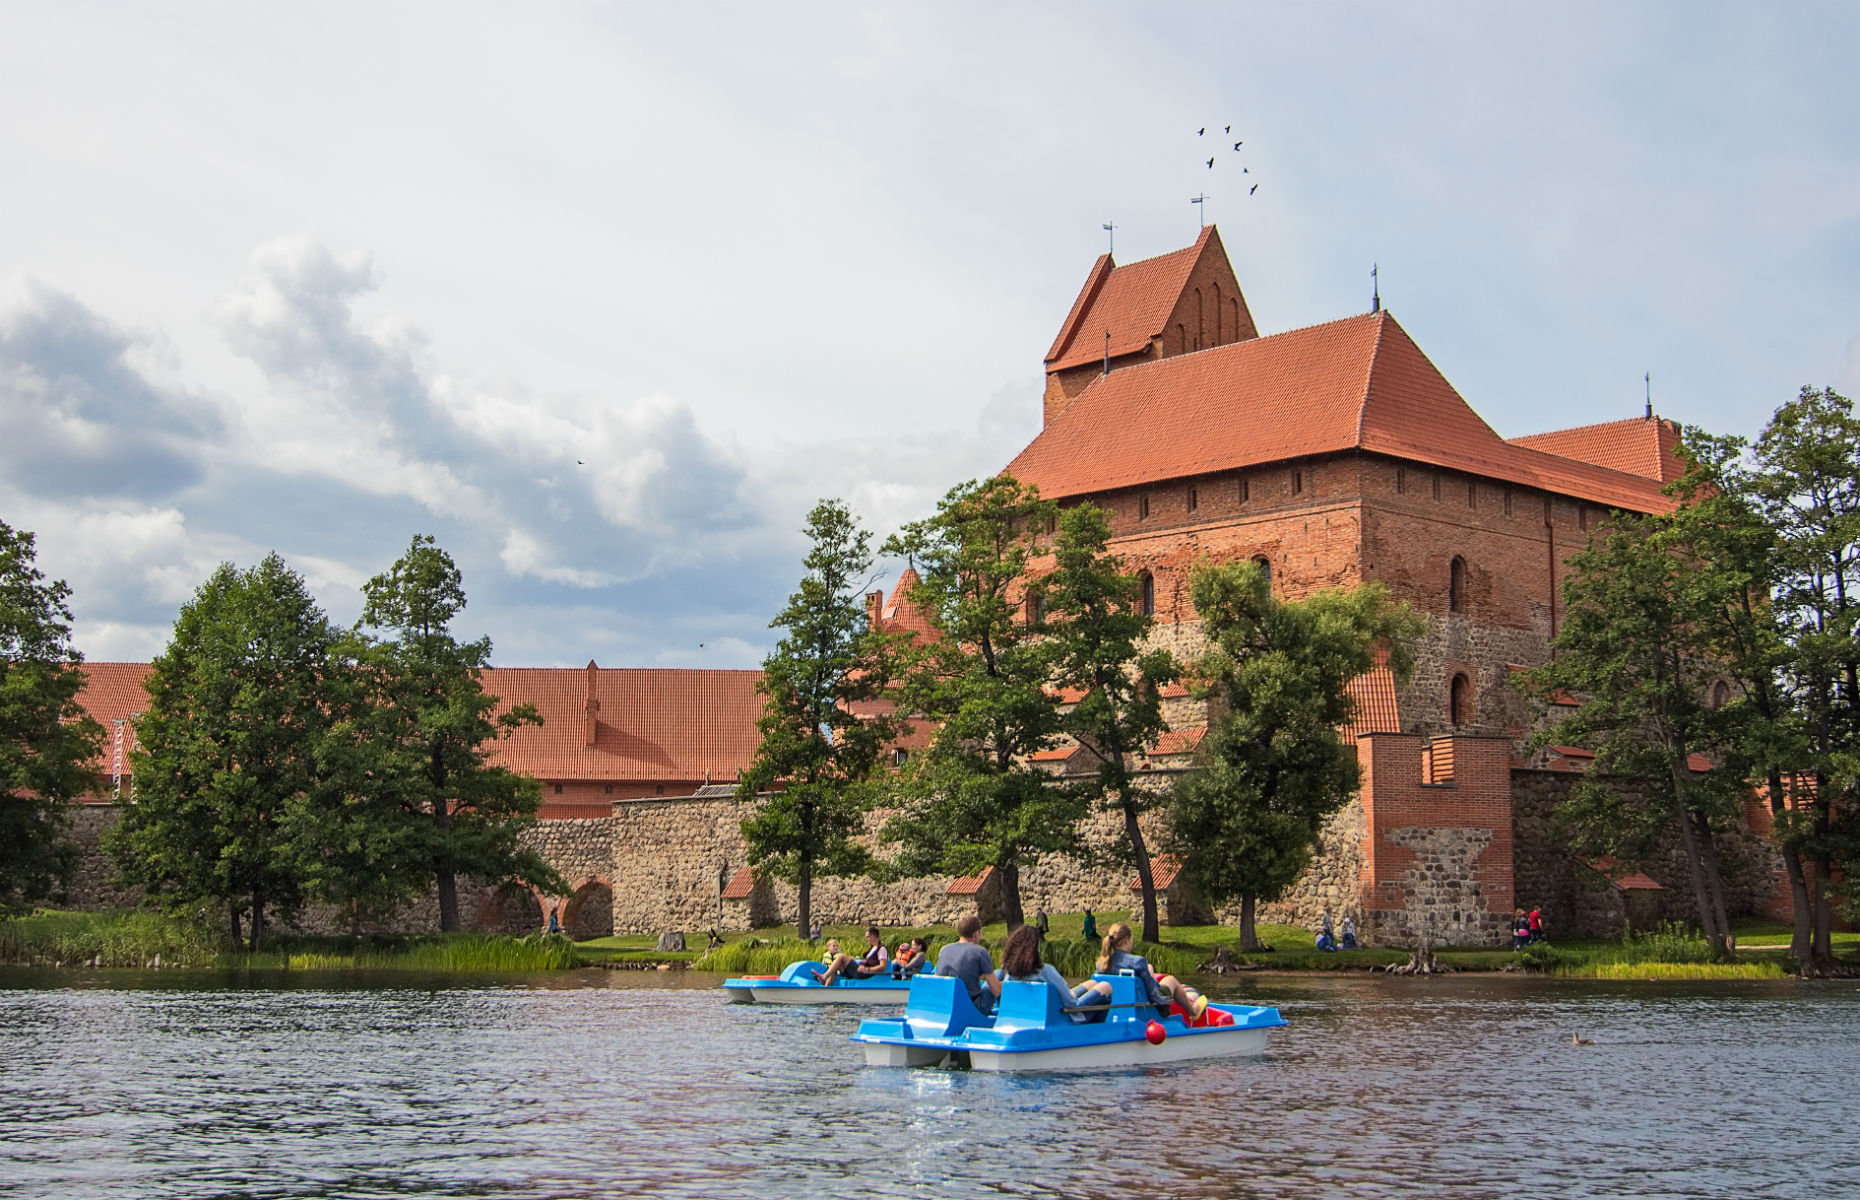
[
  {"xmin": 850, "ymin": 974, "xmax": 1288, "ymax": 1071},
  {"xmin": 722, "ymin": 959, "xmax": 913, "ymax": 1005}
]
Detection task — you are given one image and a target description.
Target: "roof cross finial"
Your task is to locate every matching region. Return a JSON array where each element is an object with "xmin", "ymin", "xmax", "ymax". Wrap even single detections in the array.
[
  {"xmin": 1190, "ymin": 193, "xmax": 1209, "ymax": 228},
  {"xmin": 1102, "ymin": 221, "xmax": 1117, "ymax": 256},
  {"xmin": 1645, "ymin": 371, "xmax": 1652, "ymax": 420},
  {"xmin": 1371, "ymin": 263, "xmax": 1381, "ymax": 314}
]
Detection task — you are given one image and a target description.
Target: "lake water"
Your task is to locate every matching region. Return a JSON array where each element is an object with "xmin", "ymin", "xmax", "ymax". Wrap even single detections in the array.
[{"xmin": 0, "ymin": 968, "xmax": 1854, "ymax": 1199}]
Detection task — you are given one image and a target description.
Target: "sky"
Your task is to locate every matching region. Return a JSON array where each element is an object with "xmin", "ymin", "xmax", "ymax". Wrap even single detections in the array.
[{"xmin": 3, "ymin": 2, "xmax": 1857, "ymax": 669}]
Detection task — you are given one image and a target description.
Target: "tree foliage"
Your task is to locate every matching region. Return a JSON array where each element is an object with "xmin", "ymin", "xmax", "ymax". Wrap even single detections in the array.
[
  {"xmin": 1169, "ymin": 561, "xmax": 1420, "ymax": 949},
  {"xmin": 879, "ymin": 475, "xmax": 1076, "ymax": 927},
  {"xmin": 109, "ymin": 555, "xmax": 334, "ymax": 949},
  {"xmin": 739, "ymin": 500, "xmax": 901, "ymax": 938},
  {"xmin": 342, "ymin": 535, "xmax": 556, "ymax": 932},
  {"xmin": 1040, "ymin": 502, "xmax": 1178, "ymax": 943},
  {"xmin": 0, "ymin": 522, "xmax": 101, "ymax": 913}
]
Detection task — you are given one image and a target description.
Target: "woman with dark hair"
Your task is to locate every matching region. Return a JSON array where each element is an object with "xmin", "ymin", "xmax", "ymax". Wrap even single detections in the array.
[{"xmin": 995, "ymin": 925, "xmax": 1112, "ymax": 1023}]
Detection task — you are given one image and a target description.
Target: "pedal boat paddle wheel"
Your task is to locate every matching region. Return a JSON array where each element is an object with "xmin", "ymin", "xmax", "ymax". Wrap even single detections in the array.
[
  {"xmin": 850, "ymin": 973, "xmax": 1287, "ymax": 1071},
  {"xmin": 721, "ymin": 959, "xmax": 914, "ymax": 1005}
]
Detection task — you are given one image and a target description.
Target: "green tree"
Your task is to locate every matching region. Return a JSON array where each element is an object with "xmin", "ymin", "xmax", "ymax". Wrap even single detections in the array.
[
  {"xmin": 110, "ymin": 554, "xmax": 333, "ymax": 949},
  {"xmin": 0, "ymin": 522, "xmax": 102, "ymax": 913},
  {"xmin": 738, "ymin": 500, "xmax": 902, "ymax": 938},
  {"xmin": 347, "ymin": 535, "xmax": 556, "ymax": 932},
  {"xmin": 1751, "ymin": 386, "xmax": 1860, "ymax": 959},
  {"xmin": 1169, "ymin": 561, "xmax": 1420, "ymax": 950},
  {"xmin": 1041, "ymin": 502, "xmax": 1178, "ymax": 943},
  {"xmin": 1524, "ymin": 515, "xmax": 1743, "ymax": 957},
  {"xmin": 1665, "ymin": 428, "xmax": 1816, "ymax": 962},
  {"xmin": 879, "ymin": 475, "xmax": 1076, "ymax": 928}
]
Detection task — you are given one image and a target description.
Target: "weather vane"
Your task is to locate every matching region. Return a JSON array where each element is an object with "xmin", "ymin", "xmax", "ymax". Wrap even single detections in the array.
[
  {"xmin": 1191, "ymin": 193, "xmax": 1210, "ymax": 227},
  {"xmin": 1102, "ymin": 221, "xmax": 1117, "ymax": 255}
]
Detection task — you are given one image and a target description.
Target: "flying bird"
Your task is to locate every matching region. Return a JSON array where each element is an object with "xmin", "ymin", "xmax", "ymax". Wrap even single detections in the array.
[
  {"xmin": 577, "ymin": 459, "xmax": 585, "ymax": 465},
  {"xmin": 1197, "ymin": 127, "xmax": 1205, "ymax": 135},
  {"xmin": 1207, "ymin": 157, "xmax": 1214, "ymax": 168},
  {"xmin": 1250, "ymin": 183, "xmax": 1258, "ymax": 195},
  {"xmin": 1233, "ymin": 141, "xmax": 1242, "ymax": 150},
  {"xmin": 1243, "ymin": 167, "xmax": 1249, "ymax": 173}
]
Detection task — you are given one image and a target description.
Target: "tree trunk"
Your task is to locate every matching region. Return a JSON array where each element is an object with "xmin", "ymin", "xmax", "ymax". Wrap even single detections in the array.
[
  {"xmin": 1124, "ymin": 794, "xmax": 1160, "ymax": 944},
  {"xmin": 1767, "ymin": 768, "xmax": 1814, "ymax": 964},
  {"xmin": 1692, "ymin": 810, "xmax": 1733, "ymax": 953},
  {"xmin": 999, "ymin": 858, "xmax": 1024, "ymax": 931},
  {"xmin": 349, "ymin": 898, "xmax": 362, "ymax": 939},
  {"xmin": 796, "ymin": 857, "xmax": 812, "ymax": 942},
  {"xmin": 1670, "ymin": 777, "xmax": 1726, "ymax": 957},
  {"xmin": 250, "ymin": 894, "xmax": 265, "ymax": 953},
  {"xmin": 1239, "ymin": 894, "xmax": 1258, "ymax": 951},
  {"xmin": 228, "ymin": 904, "xmax": 243, "ymax": 953},
  {"xmin": 434, "ymin": 794, "xmax": 459, "ymax": 933},
  {"xmin": 1813, "ymin": 851, "xmax": 1835, "ymax": 964}
]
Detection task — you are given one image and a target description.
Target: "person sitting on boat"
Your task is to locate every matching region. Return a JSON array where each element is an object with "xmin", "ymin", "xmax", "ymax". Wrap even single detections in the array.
[
  {"xmin": 1339, "ymin": 915, "xmax": 1357, "ymax": 950},
  {"xmin": 819, "ymin": 938, "xmax": 841, "ymax": 966},
  {"xmin": 936, "ymin": 915, "xmax": 1003, "ymax": 1015},
  {"xmin": 892, "ymin": 936, "xmax": 930, "ymax": 978},
  {"xmin": 995, "ymin": 925, "xmax": 1112, "ymax": 1023},
  {"xmin": 817, "ymin": 925, "xmax": 888, "ymax": 986},
  {"xmin": 1098, "ymin": 922, "xmax": 1209, "ymax": 1020}
]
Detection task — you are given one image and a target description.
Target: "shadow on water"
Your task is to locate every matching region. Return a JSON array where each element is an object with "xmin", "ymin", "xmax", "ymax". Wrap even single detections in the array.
[{"xmin": 1, "ymin": 968, "xmax": 1854, "ymax": 1199}]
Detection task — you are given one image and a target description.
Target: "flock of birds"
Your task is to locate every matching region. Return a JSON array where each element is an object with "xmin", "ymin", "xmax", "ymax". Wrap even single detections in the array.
[{"xmin": 1198, "ymin": 124, "xmax": 1258, "ymax": 195}]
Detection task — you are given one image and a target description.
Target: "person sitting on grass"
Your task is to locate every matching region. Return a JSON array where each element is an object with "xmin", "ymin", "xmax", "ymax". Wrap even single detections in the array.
[
  {"xmin": 1339, "ymin": 915, "xmax": 1357, "ymax": 951},
  {"xmin": 817, "ymin": 924, "xmax": 887, "ymax": 986},
  {"xmin": 996, "ymin": 925, "xmax": 1112, "ymax": 1023},
  {"xmin": 1097, "ymin": 922, "xmax": 1209, "ymax": 1019},
  {"xmin": 1316, "ymin": 910, "xmax": 1337, "ymax": 952}
]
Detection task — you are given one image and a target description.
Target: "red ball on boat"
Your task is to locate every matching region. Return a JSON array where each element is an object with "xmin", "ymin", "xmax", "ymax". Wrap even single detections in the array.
[{"xmin": 1145, "ymin": 1020, "xmax": 1166, "ymax": 1045}]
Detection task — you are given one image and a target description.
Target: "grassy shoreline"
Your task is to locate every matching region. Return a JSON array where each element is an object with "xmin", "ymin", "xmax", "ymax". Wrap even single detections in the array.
[{"xmin": 6, "ymin": 909, "xmax": 1851, "ymax": 979}]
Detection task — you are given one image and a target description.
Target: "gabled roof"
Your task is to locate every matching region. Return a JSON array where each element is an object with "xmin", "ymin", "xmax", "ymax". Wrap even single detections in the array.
[
  {"xmin": 1129, "ymin": 853, "xmax": 1185, "ymax": 890},
  {"xmin": 72, "ymin": 663, "xmax": 153, "ymax": 788},
  {"xmin": 872, "ymin": 568, "xmax": 936, "ymax": 641},
  {"xmin": 1045, "ymin": 227, "xmax": 1249, "ymax": 371},
  {"xmin": 1343, "ymin": 662, "xmax": 1403, "ymax": 743},
  {"xmin": 945, "ymin": 865, "xmax": 996, "ymax": 896},
  {"xmin": 483, "ymin": 667, "xmax": 762, "ymax": 783},
  {"xmin": 1508, "ymin": 416, "xmax": 1686, "ymax": 485},
  {"xmin": 1009, "ymin": 310, "xmax": 1673, "ymax": 513},
  {"xmin": 721, "ymin": 867, "xmax": 759, "ymax": 900}
]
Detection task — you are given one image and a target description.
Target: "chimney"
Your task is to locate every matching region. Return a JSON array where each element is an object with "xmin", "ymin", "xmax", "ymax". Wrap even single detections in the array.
[
  {"xmin": 583, "ymin": 659, "xmax": 600, "ymax": 748},
  {"xmin": 866, "ymin": 590, "xmax": 884, "ymax": 629}
]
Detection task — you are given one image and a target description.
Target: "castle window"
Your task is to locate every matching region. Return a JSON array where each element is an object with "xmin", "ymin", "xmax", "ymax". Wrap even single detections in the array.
[
  {"xmin": 554, "ymin": 784, "xmax": 564, "ymax": 795},
  {"xmin": 1432, "ymin": 475, "xmax": 1442, "ymax": 502},
  {"xmin": 1467, "ymin": 481, "xmax": 1477, "ymax": 508},
  {"xmin": 1396, "ymin": 467, "xmax": 1407, "ymax": 494},
  {"xmin": 1231, "ymin": 297, "xmax": 1241, "ymax": 339},
  {"xmin": 1239, "ymin": 478, "xmax": 1250, "ymax": 503},
  {"xmin": 1045, "ymin": 514, "xmax": 1056, "ymax": 535},
  {"xmin": 1176, "ymin": 323, "xmax": 1187, "ymax": 354},
  {"xmin": 1251, "ymin": 555, "xmax": 1272, "ymax": 587},
  {"xmin": 1188, "ymin": 485, "xmax": 1199, "ymax": 513},
  {"xmin": 1579, "ymin": 506, "xmax": 1589, "ymax": 531},
  {"xmin": 1138, "ymin": 495, "xmax": 1150, "ymax": 521},
  {"xmin": 1292, "ymin": 470, "xmax": 1304, "ymax": 496},
  {"xmin": 894, "ymin": 747, "xmax": 910, "ymax": 767},
  {"xmin": 1450, "ymin": 673, "xmax": 1473, "ymax": 727},
  {"xmin": 604, "ymin": 784, "xmax": 613, "ymax": 795},
  {"xmin": 656, "ymin": 785, "xmax": 664, "ymax": 795},
  {"xmin": 1026, "ymin": 592, "xmax": 1044, "ymax": 627},
  {"xmin": 1139, "ymin": 571, "xmax": 1155, "ymax": 616},
  {"xmin": 1449, "ymin": 556, "xmax": 1467, "ymax": 614},
  {"xmin": 1195, "ymin": 288, "xmax": 1204, "ymax": 349},
  {"xmin": 1212, "ymin": 281, "xmax": 1223, "ymax": 343},
  {"xmin": 1504, "ymin": 490, "xmax": 1514, "ymax": 517}
]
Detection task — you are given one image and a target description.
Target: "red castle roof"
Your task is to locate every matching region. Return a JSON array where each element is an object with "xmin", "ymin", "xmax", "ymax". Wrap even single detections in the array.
[
  {"xmin": 1012, "ymin": 308, "xmax": 1673, "ymax": 515},
  {"xmin": 1508, "ymin": 415, "xmax": 1687, "ymax": 485},
  {"xmin": 1045, "ymin": 227, "xmax": 1255, "ymax": 371}
]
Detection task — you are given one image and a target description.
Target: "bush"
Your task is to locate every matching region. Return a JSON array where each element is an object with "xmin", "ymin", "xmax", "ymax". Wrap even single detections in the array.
[
  {"xmin": 1600, "ymin": 921, "xmax": 1715, "ymax": 966},
  {"xmin": 1518, "ymin": 942, "xmax": 1580, "ymax": 972}
]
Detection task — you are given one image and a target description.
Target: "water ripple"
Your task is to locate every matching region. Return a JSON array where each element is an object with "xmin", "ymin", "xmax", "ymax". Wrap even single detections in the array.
[{"xmin": 1, "ymin": 970, "xmax": 1855, "ymax": 1198}]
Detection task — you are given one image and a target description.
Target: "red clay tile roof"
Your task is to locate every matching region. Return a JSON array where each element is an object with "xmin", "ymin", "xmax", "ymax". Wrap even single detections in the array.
[
  {"xmin": 721, "ymin": 867, "xmax": 758, "ymax": 900},
  {"xmin": 945, "ymin": 865, "xmax": 995, "ymax": 896},
  {"xmin": 482, "ymin": 667, "xmax": 762, "ymax": 783},
  {"xmin": 1046, "ymin": 227, "xmax": 1254, "ymax": 371},
  {"xmin": 1588, "ymin": 857, "xmax": 1665, "ymax": 891},
  {"xmin": 1029, "ymin": 745, "xmax": 1083, "ymax": 762},
  {"xmin": 1342, "ymin": 664, "xmax": 1403, "ymax": 742},
  {"xmin": 72, "ymin": 663, "xmax": 153, "ymax": 785},
  {"xmin": 1148, "ymin": 727, "xmax": 1206, "ymax": 756},
  {"xmin": 1508, "ymin": 416, "xmax": 1686, "ymax": 485},
  {"xmin": 873, "ymin": 568, "xmax": 936, "ymax": 641},
  {"xmin": 72, "ymin": 662, "xmax": 765, "ymax": 790},
  {"xmin": 1009, "ymin": 310, "xmax": 1672, "ymax": 514},
  {"xmin": 1130, "ymin": 853, "xmax": 1185, "ymax": 890}
]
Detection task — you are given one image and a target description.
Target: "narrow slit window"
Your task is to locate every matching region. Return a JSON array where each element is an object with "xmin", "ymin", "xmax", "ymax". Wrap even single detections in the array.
[
  {"xmin": 1139, "ymin": 571, "xmax": 1155, "ymax": 616},
  {"xmin": 1188, "ymin": 485, "xmax": 1199, "ymax": 513},
  {"xmin": 1139, "ymin": 495, "xmax": 1150, "ymax": 521},
  {"xmin": 1239, "ymin": 478, "xmax": 1250, "ymax": 503},
  {"xmin": 1396, "ymin": 467, "xmax": 1407, "ymax": 494},
  {"xmin": 1292, "ymin": 470, "xmax": 1304, "ymax": 496}
]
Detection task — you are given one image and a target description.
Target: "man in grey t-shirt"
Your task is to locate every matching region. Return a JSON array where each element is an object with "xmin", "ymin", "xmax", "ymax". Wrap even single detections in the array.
[{"xmin": 936, "ymin": 915, "xmax": 1002, "ymax": 1014}]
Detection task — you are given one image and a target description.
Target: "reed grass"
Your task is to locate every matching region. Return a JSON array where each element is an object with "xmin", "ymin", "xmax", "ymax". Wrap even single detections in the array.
[
  {"xmin": 232, "ymin": 933, "xmax": 581, "ymax": 972},
  {"xmin": 0, "ymin": 909, "xmax": 218, "ymax": 967},
  {"xmin": 1566, "ymin": 960, "xmax": 1787, "ymax": 981}
]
